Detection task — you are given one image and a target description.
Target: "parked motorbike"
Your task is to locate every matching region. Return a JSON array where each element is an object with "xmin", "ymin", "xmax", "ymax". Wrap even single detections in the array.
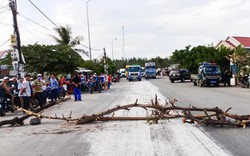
[
  {"xmin": 0, "ymin": 97, "xmax": 14, "ymax": 116},
  {"xmin": 45, "ymin": 85, "xmax": 66, "ymax": 101},
  {"xmin": 86, "ymin": 80, "xmax": 102, "ymax": 94},
  {"xmin": 239, "ymin": 75, "xmax": 249, "ymax": 88}
]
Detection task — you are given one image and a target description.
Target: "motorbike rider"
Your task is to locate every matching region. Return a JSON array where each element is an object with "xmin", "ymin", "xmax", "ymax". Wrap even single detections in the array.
[
  {"xmin": 0, "ymin": 77, "xmax": 14, "ymax": 110},
  {"xmin": 240, "ymin": 68, "xmax": 249, "ymax": 87}
]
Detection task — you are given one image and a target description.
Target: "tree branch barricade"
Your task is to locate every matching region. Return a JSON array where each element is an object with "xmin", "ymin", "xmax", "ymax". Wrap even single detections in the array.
[
  {"xmin": 0, "ymin": 96, "xmax": 71, "ymax": 127},
  {"xmin": 1, "ymin": 95, "xmax": 250, "ymax": 128}
]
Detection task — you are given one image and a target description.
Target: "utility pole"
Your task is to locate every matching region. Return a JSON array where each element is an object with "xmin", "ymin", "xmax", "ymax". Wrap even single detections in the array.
[
  {"xmin": 9, "ymin": 0, "xmax": 24, "ymax": 77},
  {"xmin": 103, "ymin": 48, "xmax": 108, "ymax": 74},
  {"xmin": 86, "ymin": 0, "xmax": 92, "ymax": 61}
]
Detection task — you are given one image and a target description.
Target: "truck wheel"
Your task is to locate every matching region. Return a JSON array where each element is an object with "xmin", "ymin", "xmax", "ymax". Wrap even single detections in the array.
[
  {"xmin": 171, "ymin": 80, "xmax": 174, "ymax": 83},
  {"xmin": 181, "ymin": 77, "xmax": 185, "ymax": 82}
]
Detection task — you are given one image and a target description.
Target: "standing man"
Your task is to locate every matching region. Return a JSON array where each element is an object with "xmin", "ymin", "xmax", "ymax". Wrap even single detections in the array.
[
  {"xmin": 223, "ymin": 68, "xmax": 232, "ymax": 87},
  {"xmin": 72, "ymin": 74, "xmax": 82, "ymax": 101},
  {"xmin": 17, "ymin": 77, "xmax": 24, "ymax": 108},
  {"xmin": 50, "ymin": 74, "xmax": 58, "ymax": 102},
  {"xmin": 33, "ymin": 74, "xmax": 45, "ymax": 107},
  {"xmin": 20, "ymin": 74, "xmax": 32, "ymax": 110}
]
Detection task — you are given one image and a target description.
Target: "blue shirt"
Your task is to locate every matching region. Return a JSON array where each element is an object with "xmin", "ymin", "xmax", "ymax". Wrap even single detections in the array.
[
  {"xmin": 81, "ymin": 77, "xmax": 85, "ymax": 84},
  {"xmin": 50, "ymin": 78, "xmax": 58, "ymax": 89}
]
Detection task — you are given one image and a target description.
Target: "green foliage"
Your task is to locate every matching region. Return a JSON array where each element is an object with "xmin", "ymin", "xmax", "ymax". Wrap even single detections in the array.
[
  {"xmin": 0, "ymin": 52, "xmax": 12, "ymax": 66},
  {"xmin": 50, "ymin": 25, "xmax": 82, "ymax": 47},
  {"xmin": 170, "ymin": 45, "xmax": 233, "ymax": 73},
  {"xmin": 22, "ymin": 44, "xmax": 84, "ymax": 74},
  {"xmin": 0, "ymin": 52, "xmax": 13, "ymax": 70}
]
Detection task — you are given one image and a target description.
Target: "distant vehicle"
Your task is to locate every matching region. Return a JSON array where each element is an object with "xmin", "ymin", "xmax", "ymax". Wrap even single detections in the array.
[
  {"xmin": 192, "ymin": 62, "xmax": 221, "ymax": 87},
  {"xmin": 119, "ymin": 68, "xmax": 126, "ymax": 78},
  {"xmin": 141, "ymin": 67, "xmax": 145, "ymax": 77},
  {"xmin": 169, "ymin": 69, "xmax": 191, "ymax": 83},
  {"xmin": 128, "ymin": 65, "xmax": 142, "ymax": 81},
  {"xmin": 145, "ymin": 62, "xmax": 156, "ymax": 79},
  {"xmin": 125, "ymin": 65, "xmax": 131, "ymax": 79}
]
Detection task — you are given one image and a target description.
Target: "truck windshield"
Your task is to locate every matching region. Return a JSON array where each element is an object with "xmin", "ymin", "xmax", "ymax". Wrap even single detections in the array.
[
  {"xmin": 204, "ymin": 66, "xmax": 220, "ymax": 74},
  {"xmin": 128, "ymin": 67, "xmax": 141, "ymax": 72},
  {"xmin": 145, "ymin": 66, "xmax": 155, "ymax": 69}
]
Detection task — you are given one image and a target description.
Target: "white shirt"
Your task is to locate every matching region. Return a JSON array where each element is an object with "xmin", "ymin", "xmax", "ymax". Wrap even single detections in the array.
[
  {"xmin": 18, "ymin": 82, "xmax": 23, "ymax": 97},
  {"xmin": 62, "ymin": 84, "xmax": 67, "ymax": 91},
  {"xmin": 21, "ymin": 80, "xmax": 32, "ymax": 97}
]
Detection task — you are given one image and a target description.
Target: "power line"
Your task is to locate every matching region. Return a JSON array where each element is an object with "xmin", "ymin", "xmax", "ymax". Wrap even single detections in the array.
[
  {"xmin": 0, "ymin": 6, "xmax": 9, "ymax": 14},
  {"xmin": 0, "ymin": 0, "xmax": 7, "ymax": 5},
  {"xmin": 28, "ymin": 0, "xmax": 101, "ymax": 52},
  {"xmin": 18, "ymin": 13, "xmax": 52, "ymax": 32},
  {"xmin": 0, "ymin": 38, "xmax": 10, "ymax": 47},
  {"xmin": 0, "ymin": 4, "xmax": 8, "ymax": 10},
  {"xmin": 18, "ymin": 25, "xmax": 41, "ymax": 44},
  {"xmin": 0, "ymin": 21, "xmax": 12, "ymax": 26},
  {"xmin": 28, "ymin": 0, "xmax": 60, "ymax": 28}
]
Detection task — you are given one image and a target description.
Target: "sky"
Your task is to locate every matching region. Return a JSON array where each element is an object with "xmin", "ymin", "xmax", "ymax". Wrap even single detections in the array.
[{"xmin": 1, "ymin": 0, "xmax": 250, "ymax": 60}]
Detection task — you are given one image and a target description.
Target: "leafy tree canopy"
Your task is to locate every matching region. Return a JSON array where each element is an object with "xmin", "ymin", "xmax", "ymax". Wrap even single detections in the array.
[{"xmin": 22, "ymin": 44, "xmax": 84, "ymax": 74}]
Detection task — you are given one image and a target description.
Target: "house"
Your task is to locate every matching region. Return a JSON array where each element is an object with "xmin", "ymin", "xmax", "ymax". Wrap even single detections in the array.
[
  {"xmin": 0, "ymin": 50, "xmax": 10, "ymax": 76},
  {"xmin": 215, "ymin": 36, "xmax": 250, "ymax": 50},
  {"xmin": 0, "ymin": 50, "xmax": 8, "ymax": 59}
]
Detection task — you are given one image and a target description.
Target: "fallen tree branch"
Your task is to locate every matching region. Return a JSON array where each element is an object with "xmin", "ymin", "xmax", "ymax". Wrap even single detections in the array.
[
  {"xmin": 1, "ymin": 95, "xmax": 250, "ymax": 128},
  {"xmin": 0, "ymin": 96, "xmax": 71, "ymax": 127}
]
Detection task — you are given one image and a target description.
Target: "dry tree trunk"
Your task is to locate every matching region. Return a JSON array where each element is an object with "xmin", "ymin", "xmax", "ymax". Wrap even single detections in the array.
[{"xmin": 0, "ymin": 96, "xmax": 71, "ymax": 127}]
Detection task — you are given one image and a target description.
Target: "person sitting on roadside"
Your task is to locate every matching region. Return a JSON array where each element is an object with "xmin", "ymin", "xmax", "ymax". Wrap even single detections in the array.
[{"xmin": 0, "ymin": 77, "xmax": 14, "ymax": 110}]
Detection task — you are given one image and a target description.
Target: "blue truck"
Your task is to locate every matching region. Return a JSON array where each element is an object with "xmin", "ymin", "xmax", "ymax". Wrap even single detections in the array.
[
  {"xmin": 145, "ymin": 62, "xmax": 156, "ymax": 79},
  {"xmin": 128, "ymin": 65, "xmax": 142, "ymax": 81},
  {"xmin": 192, "ymin": 62, "xmax": 221, "ymax": 87}
]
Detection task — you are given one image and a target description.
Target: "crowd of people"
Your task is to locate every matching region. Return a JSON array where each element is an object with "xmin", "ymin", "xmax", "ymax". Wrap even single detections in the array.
[{"xmin": 0, "ymin": 72, "xmax": 119, "ymax": 115}]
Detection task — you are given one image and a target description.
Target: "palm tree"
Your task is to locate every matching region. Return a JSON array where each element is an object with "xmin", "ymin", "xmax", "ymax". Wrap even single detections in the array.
[
  {"xmin": 51, "ymin": 25, "xmax": 81, "ymax": 46},
  {"xmin": 50, "ymin": 25, "xmax": 88, "ymax": 56}
]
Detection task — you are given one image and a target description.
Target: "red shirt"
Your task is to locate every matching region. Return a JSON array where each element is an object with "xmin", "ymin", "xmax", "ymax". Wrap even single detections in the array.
[{"xmin": 108, "ymin": 76, "xmax": 112, "ymax": 82}]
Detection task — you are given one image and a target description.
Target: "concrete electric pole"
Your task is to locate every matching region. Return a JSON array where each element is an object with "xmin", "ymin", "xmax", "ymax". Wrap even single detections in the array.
[{"xmin": 9, "ymin": 0, "xmax": 24, "ymax": 77}]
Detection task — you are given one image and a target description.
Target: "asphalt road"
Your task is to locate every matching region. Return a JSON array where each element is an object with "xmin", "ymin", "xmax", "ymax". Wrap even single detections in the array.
[
  {"xmin": 148, "ymin": 76, "xmax": 250, "ymax": 156},
  {"xmin": 0, "ymin": 77, "xmax": 249, "ymax": 156}
]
